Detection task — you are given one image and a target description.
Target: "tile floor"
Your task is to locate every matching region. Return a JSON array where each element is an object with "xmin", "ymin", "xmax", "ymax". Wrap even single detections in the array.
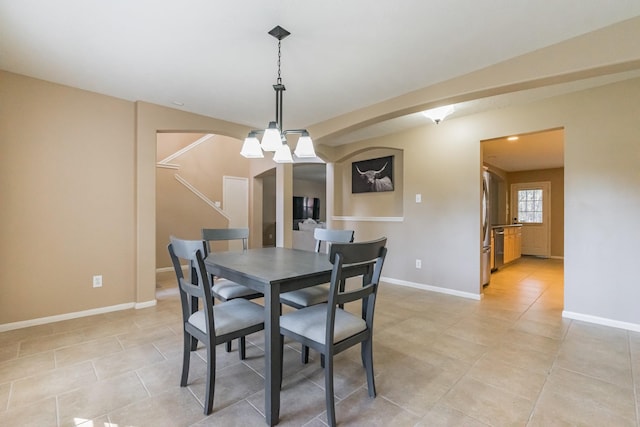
[{"xmin": 1, "ymin": 256, "xmax": 639, "ymax": 426}]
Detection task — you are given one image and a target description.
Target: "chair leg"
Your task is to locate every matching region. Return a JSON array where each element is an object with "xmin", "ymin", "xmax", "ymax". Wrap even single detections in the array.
[
  {"xmin": 225, "ymin": 340, "xmax": 232, "ymax": 353},
  {"xmin": 239, "ymin": 336, "xmax": 246, "ymax": 360},
  {"xmin": 324, "ymin": 351, "xmax": 337, "ymax": 427},
  {"xmin": 301, "ymin": 344, "xmax": 309, "ymax": 364},
  {"xmin": 203, "ymin": 340, "xmax": 216, "ymax": 415},
  {"xmin": 180, "ymin": 333, "xmax": 191, "ymax": 387},
  {"xmin": 190, "ymin": 336, "xmax": 198, "ymax": 352},
  {"xmin": 362, "ymin": 339, "xmax": 376, "ymax": 398}
]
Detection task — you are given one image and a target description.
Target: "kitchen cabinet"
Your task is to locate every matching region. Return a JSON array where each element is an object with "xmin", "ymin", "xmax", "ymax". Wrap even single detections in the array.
[{"xmin": 503, "ymin": 226, "xmax": 522, "ymax": 264}]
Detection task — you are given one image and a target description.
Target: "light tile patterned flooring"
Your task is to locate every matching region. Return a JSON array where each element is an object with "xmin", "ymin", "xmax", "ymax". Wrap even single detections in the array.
[{"xmin": 1, "ymin": 256, "xmax": 639, "ymax": 426}]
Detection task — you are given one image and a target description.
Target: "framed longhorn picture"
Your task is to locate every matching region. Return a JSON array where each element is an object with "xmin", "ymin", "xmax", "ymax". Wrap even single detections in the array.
[{"xmin": 351, "ymin": 155, "xmax": 394, "ymax": 193}]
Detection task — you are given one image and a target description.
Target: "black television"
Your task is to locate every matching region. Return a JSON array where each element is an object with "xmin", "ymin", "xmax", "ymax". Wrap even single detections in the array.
[{"xmin": 293, "ymin": 196, "xmax": 320, "ymax": 221}]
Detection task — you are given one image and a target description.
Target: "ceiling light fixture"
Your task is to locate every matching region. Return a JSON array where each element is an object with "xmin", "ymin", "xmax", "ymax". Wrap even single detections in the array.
[
  {"xmin": 422, "ymin": 105, "xmax": 455, "ymax": 124},
  {"xmin": 240, "ymin": 26, "xmax": 316, "ymax": 163}
]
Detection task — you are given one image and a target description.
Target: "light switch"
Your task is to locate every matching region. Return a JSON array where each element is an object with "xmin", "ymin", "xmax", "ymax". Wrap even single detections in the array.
[{"xmin": 415, "ymin": 194, "xmax": 422, "ymax": 203}]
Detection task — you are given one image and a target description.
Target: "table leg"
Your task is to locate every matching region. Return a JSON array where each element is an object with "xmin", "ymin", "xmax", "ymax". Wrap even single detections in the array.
[{"xmin": 264, "ymin": 283, "xmax": 280, "ymax": 425}]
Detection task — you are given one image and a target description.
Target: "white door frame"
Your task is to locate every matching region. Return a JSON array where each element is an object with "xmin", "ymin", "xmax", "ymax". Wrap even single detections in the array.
[{"xmin": 223, "ymin": 176, "xmax": 249, "ymax": 249}]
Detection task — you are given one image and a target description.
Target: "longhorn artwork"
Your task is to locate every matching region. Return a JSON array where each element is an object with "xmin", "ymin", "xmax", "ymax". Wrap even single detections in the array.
[{"xmin": 351, "ymin": 155, "xmax": 394, "ymax": 193}]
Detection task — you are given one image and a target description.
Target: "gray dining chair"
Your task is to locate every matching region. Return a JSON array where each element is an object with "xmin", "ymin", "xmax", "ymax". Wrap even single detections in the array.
[
  {"xmin": 279, "ymin": 228, "xmax": 355, "ymax": 363},
  {"xmin": 168, "ymin": 236, "xmax": 264, "ymax": 415},
  {"xmin": 279, "ymin": 237, "xmax": 387, "ymax": 427},
  {"xmin": 202, "ymin": 228, "xmax": 263, "ymax": 352}
]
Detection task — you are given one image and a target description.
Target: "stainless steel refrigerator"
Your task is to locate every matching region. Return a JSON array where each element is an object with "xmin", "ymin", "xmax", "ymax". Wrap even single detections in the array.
[{"xmin": 481, "ymin": 170, "xmax": 491, "ymax": 286}]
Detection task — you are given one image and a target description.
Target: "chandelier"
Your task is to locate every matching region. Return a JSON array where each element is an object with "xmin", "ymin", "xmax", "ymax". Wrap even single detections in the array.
[
  {"xmin": 422, "ymin": 105, "xmax": 455, "ymax": 124},
  {"xmin": 240, "ymin": 26, "xmax": 316, "ymax": 163}
]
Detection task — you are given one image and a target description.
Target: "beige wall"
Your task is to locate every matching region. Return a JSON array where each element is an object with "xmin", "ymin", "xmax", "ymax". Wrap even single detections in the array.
[
  {"xmin": 1, "ymin": 17, "xmax": 639, "ymax": 329},
  {"xmin": 0, "ymin": 71, "xmax": 252, "ymax": 325},
  {"xmin": 561, "ymin": 80, "xmax": 640, "ymax": 325},
  {"xmin": 0, "ymin": 71, "xmax": 136, "ymax": 323},
  {"xmin": 323, "ymin": 77, "xmax": 640, "ymax": 326},
  {"xmin": 507, "ymin": 168, "xmax": 564, "ymax": 258},
  {"xmin": 3, "ymin": 75, "xmax": 640, "ymax": 329},
  {"xmin": 327, "ymin": 126, "xmax": 481, "ymax": 296}
]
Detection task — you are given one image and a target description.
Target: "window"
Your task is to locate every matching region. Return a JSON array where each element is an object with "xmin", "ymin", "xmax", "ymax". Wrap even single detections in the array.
[{"xmin": 517, "ymin": 189, "xmax": 543, "ymax": 223}]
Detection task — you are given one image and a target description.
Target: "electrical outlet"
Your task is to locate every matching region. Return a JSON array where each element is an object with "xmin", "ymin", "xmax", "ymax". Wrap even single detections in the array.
[
  {"xmin": 415, "ymin": 259, "xmax": 422, "ymax": 269},
  {"xmin": 415, "ymin": 194, "xmax": 422, "ymax": 203},
  {"xmin": 93, "ymin": 275, "xmax": 103, "ymax": 288}
]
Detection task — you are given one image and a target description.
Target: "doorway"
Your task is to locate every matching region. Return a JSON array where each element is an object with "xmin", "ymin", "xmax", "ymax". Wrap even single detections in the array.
[
  {"xmin": 482, "ymin": 128, "xmax": 564, "ymax": 259},
  {"xmin": 511, "ymin": 181, "xmax": 551, "ymax": 257},
  {"xmin": 481, "ymin": 128, "xmax": 565, "ymax": 305}
]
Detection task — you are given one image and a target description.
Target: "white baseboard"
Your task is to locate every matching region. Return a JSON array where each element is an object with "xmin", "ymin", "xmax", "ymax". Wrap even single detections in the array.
[
  {"xmin": 0, "ymin": 300, "xmax": 157, "ymax": 333},
  {"xmin": 135, "ymin": 300, "xmax": 157, "ymax": 309},
  {"xmin": 156, "ymin": 266, "xmax": 174, "ymax": 273},
  {"xmin": 381, "ymin": 276, "xmax": 482, "ymax": 301},
  {"xmin": 562, "ymin": 310, "xmax": 640, "ymax": 333}
]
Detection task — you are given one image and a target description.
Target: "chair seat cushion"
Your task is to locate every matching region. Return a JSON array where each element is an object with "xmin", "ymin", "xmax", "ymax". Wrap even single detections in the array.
[
  {"xmin": 212, "ymin": 278, "xmax": 260, "ymax": 300},
  {"xmin": 280, "ymin": 304, "xmax": 366, "ymax": 345},
  {"xmin": 280, "ymin": 284, "xmax": 329, "ymax": 307},
  {"xmin": 188, "ymin": 299, "xmax": 264, "ymax": 336}
]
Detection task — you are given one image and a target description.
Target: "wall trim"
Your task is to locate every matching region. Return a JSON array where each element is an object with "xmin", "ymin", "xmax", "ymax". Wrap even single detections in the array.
[
  {"xmin": 174, "ymin": 174, "xmax": 230, "ymax": 220},
  {"xmin": 332, "ymin": 216, "xmax": 404, "ymax": 222},
  {"xmin": 562, "ymin": 310, "xmax": 640, "ymax": 333},
  {"xmin": 381, "ymin": 276, "xmax": 482, "ymax": 301},
  {"xmin": 0, "ymin": 300, "xmax": 156, "ymax": 333},
  {"xmin": 157, "ymin": 133, "xmax": 214, "ymax": 165},
  {"xmin": 156, "ymin": 163, "xmax": 180, "ymax": 169}
]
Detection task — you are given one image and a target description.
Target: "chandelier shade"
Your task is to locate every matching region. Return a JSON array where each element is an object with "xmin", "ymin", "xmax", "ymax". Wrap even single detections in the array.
[
  {"xmin": 293, "ymin": 131, "xmax": 316, "ymax": 158},
  {"xmin": 273, "ymin": 141, "xmax": 294, "ymax": 163},
  {"xmin": 260, "ymin": 122, "xmax": 282, "ymax": 152},
  {"xmin": 239, "ymin": 26, "xmax": 316, "ymax": 163},
  {"xmin": 239, "ymin": 132, "xmax": 263, "ymax": 158}
]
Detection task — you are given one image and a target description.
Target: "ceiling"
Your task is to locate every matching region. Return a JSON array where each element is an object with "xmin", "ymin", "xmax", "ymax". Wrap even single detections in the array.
[
  {"xmin": 482, "ymin": 128, "xmax": 564, "ymax": 172},
  {"xmin": 2, "ymin": 1, "xmax": 640, "ymax": 146}
]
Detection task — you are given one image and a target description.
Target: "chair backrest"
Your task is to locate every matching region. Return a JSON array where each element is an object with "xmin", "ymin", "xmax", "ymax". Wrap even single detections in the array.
[
  {"xmin": 202, "ymin": 228, "xmax": 249, "ymax": 252},
  {"xmin": 168, "ymin": 236, "xmax": 214, "ymax": 329},
  {"xmin": 327, "ymin": 237, "xmax": 387, "ymax": 331},
  {"xmin": 313, "ymin": 228, "xmax": 355, "ymax": 253}
]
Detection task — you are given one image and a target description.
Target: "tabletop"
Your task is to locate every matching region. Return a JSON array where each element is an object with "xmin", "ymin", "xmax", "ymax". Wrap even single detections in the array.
[{"xmin": 204, "ymin": 246, "xmax": 334, "ymax": 293}]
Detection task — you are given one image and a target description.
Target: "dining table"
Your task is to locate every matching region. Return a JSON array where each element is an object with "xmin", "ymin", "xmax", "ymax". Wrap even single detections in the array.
[{"xmin": 204, "ymin": 246, "xmax": 336, "ymax": 426}]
